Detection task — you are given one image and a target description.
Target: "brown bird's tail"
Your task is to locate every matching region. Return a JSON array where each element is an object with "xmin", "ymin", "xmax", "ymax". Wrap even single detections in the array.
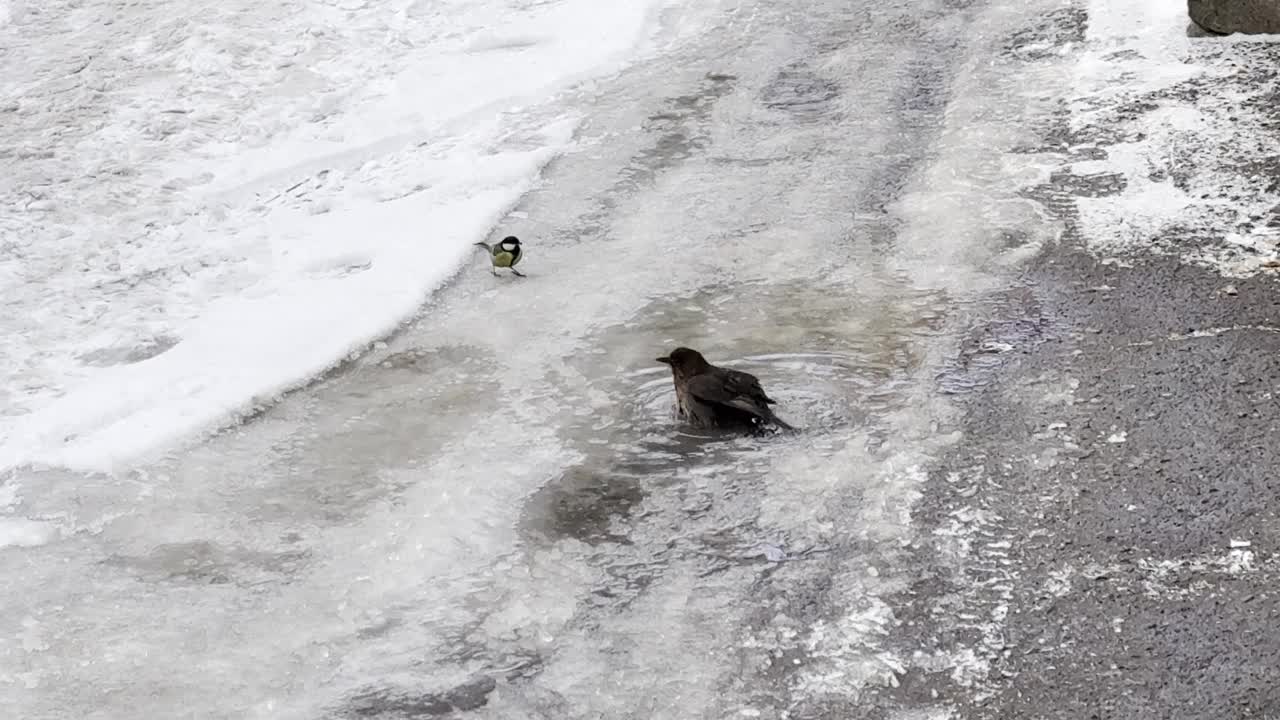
[{"xmin": 764, "ymin": 410, "xmax": 797, "ymax": 432}]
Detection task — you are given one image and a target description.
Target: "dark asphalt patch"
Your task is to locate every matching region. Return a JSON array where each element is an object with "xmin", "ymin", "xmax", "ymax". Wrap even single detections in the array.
[{"xmin": 877, "ymin": 246, "xmax": 1280, "ymax": 719}]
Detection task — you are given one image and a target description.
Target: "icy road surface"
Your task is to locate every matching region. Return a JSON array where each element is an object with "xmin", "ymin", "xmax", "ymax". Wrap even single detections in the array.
[{"xmin": 7, "ymin": 0, "xmax": 1276, "ymax": 718}]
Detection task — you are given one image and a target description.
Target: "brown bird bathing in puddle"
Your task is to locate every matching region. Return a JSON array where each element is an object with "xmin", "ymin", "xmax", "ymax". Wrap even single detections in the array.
[{"xmin": 656, "ymin": 347, "xmax": 796, "ymax": 432}]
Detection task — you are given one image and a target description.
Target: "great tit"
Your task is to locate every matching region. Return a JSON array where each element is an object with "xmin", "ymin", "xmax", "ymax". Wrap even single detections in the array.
[
  {"xmin": 475, "ymin": 236, "xmax": 525, "ymax": 277},
  {"xmin": 656, "ymin": 347, "xmax": 795, "ymax": 431}
]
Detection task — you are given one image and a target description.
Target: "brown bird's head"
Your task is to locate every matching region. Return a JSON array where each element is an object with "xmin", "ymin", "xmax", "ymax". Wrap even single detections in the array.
[{"xmin": 656, "ymin": 347, "xmax": 712, "ymax": 378}]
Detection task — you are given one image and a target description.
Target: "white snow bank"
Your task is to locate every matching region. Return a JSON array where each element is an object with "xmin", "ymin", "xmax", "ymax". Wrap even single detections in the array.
[
  {"xmin": 2, "ymin": 125, "xmax": 572, "ymax": 472},
  {"xmin": 0, "ymin": 0, "xmax": 690, "ymax": 473}
]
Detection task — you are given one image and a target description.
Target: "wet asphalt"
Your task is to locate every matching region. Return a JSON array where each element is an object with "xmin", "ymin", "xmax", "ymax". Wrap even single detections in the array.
[
  {"xmin": 860, "ymin": 15, "xmax": 1280, "ymax": 719},
  {"xmin": 869, "ymin": 243, "xmax": 1280, "ymax": 720}
]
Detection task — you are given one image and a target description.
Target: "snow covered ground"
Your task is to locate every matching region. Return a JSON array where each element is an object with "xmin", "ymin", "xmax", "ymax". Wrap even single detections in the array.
[
  {"xmin": 1068, "ymin": 0, "xmax": 1280, "ymax": 276},
  {"xmin": 0, "ymin": 0, "xmax": 711, "ymax": 474}
]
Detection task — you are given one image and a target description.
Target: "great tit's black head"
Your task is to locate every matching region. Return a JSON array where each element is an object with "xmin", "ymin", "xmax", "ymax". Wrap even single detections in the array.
[
  {"xmin": 656, "ymin": 347, "xmax": 711, "ymax": 376},
  {"xmin": 499, "ymin": 236, "xmax": 521, "ymax": 251}
]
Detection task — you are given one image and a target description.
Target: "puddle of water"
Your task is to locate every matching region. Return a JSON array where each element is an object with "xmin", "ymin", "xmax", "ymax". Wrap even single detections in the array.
[{"xmin": 485, "ymin": 275, "xmax": 953, "ymax": 710}]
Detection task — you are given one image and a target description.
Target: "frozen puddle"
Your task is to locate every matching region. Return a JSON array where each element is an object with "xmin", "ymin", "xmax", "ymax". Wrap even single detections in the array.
[{"xmin": 0, "ymin": 0, "xmax": 706, "ymax": 473}]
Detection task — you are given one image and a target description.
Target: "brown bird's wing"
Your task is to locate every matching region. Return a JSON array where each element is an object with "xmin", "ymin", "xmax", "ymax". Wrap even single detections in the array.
[
  {"xmin": 721, "ymin": 368, "xmax": 777, "ymax": 404},
  {"xmin": 686, "ymin": 373, "xmax": 772, "ymax": 421}
]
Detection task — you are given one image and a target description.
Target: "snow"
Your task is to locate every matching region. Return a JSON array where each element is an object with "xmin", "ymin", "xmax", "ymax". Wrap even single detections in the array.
[
  {"xmin": 0, "ymin": 472, "xmax": 61, "ymax": 550},
  {"xmin": 0, "ymin": 517, "xmax": 60, "ymax": 549},
  {"xmin": 0, "ymin": 0, "xmax": 687, "ymax": 474},
  {"xmin": 1069, "ymin": 0, "xmax": 1280, "ymax": 275}
]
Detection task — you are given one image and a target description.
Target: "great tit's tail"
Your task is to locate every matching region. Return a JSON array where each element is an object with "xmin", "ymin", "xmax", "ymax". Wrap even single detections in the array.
[{"xmin": 474, "ymin": 241, "xmax": 492, "ymax": 252}]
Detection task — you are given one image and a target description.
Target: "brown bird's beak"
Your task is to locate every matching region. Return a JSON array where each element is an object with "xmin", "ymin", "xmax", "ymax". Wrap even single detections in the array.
[{"xmin": 656, "ymin": 356, "xmax": 671, "ymax": 365}]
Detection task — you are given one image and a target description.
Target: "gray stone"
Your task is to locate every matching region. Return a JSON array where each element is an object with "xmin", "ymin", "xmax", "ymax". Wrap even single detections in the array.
[{"xmin": 1189, "ymin": 0, "xmax": 1280, "ymax": 35}]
